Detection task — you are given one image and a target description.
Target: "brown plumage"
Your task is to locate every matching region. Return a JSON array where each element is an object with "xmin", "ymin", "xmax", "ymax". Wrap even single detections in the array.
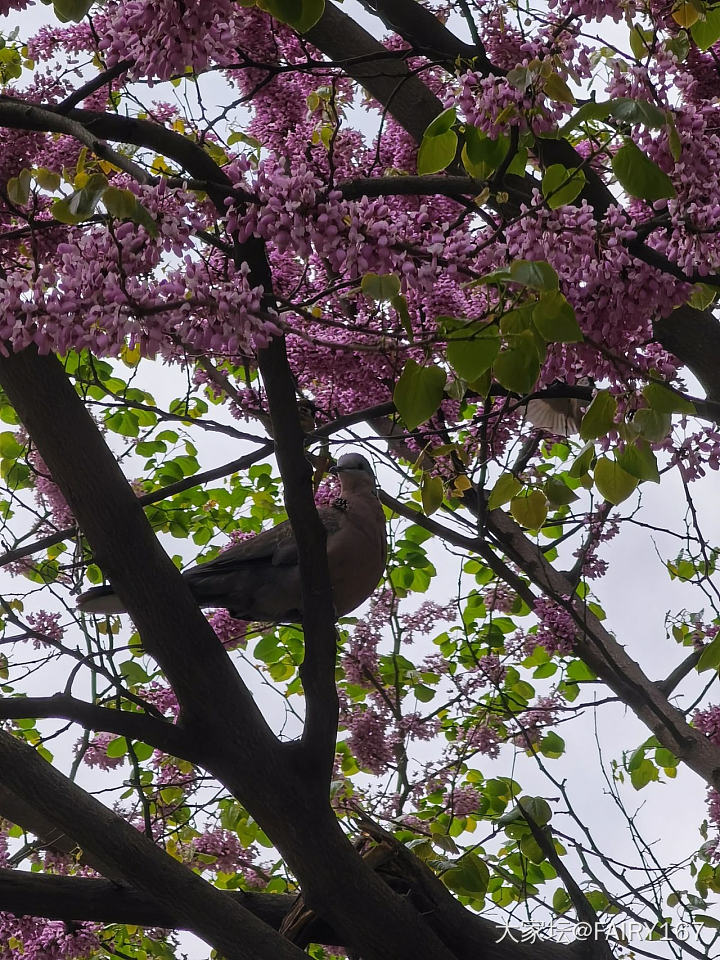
[{"xmin": 77, "ymin": 453, "xmax": 387, "ymax": 622}]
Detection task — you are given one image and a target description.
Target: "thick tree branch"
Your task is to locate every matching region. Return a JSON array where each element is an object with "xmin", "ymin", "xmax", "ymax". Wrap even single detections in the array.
[
  {"xmin": 0, "ymin": 868, "xmax": 303, "ymax": 933},
  {"xmin": 0, "ymin": 346, "xmax": 282, "ymax": 772},
  {"xmin": 378, "ymin": 488, "xmax": 720, "ymax": 790},
  {"xmin": 0, "ymin": 695, "xmax": 192, "ymax": 761},
  {"xmin": 484, "ymin": 504, "xmax": 720, "ymax": 790},
  {"xmin": 306, "ymin": 2, "xmax": 444, "ymax": 145},
  {"xmin": 0, "ymin": 731, "xmax": 306, "ymax": 960}
]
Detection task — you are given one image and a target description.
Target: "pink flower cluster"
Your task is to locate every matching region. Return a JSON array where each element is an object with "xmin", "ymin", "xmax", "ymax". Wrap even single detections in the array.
[
  {"xmin": 0, "ymin": 183, "xmax": 279, "ymax": 362},
  {"xmin": 345, "ymin": 707, "xmax": 397, "ymax": 774},
  {"xmin": 526, "ymin": 599, "xmax": 575, "ymax": 656},
  {"xmin": 694, "ymin": 705, "xmax": 720, "ymax": 746},
  {"xmin": 207, "ymin": 608, "xmax": 248, "ymax": 650},
  {"xmin": 482, "ymin": 582, "xmax": 517, "ymax": 614},
  {"xmin": 100, "ymin": 0, "xmax": 245, "ymax": 80},
  {"xmin": 0, "ymin": 915, "xmax": 100, "ymax": 960},
  {"xmin": 26, "ymin": 610, "xmax": 64, "ymax": 647},
  {"xmin": 139, "ymin": 681, "xmax": 180, "ymax": 719}
]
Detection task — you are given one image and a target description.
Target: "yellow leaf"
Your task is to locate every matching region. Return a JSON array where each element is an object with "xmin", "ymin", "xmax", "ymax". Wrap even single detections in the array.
[
  {"xmin": 672, "ymin": 1, "xmax": 700, "ymax": 26},
  {"xmin": 121, "ymin": 343, "xmax": 142, "ymax": 368}
]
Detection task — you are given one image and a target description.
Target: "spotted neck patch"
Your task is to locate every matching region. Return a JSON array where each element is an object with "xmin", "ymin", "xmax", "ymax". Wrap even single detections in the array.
[{"xmin": 333, "ymin": 496, "xmax": 348, "ymax": 512}]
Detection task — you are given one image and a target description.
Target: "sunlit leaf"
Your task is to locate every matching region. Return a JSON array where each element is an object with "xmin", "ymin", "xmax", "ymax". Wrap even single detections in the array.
[
  {"xmin": 579, "ymin": 390, "xmax": 616, "ymax": 441},
  {"xmin": 594, "ymin": 457, "xmax": 638, "ymax": 505},
  {"xmin": 510, "ymin": 490, "xmax": 548, "ymax": 529},
  {"xmin": 488, "ymin": 472, "xmax": 522, "ymax": 510}
]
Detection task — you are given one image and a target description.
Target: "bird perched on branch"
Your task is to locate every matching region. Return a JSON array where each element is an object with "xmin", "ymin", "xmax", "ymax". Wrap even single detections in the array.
[
  {"xmin": 77, "ymin": 453, "xmax": 387, "ymax": 623},
  {"xmin": 523, "ymin": 379, "xmax": 592, "ymax": 437}
]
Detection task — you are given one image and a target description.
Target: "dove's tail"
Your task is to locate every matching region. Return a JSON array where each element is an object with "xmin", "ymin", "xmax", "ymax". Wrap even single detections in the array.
[{"xmin": 77, "ymin": 585, "xmax": 128, "ymax": 615}]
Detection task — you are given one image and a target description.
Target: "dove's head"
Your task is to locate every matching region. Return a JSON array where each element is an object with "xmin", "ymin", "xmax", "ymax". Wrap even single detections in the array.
[{"xmin": 331, "ymin": 453, "xmax": 378, "ymax": 496}]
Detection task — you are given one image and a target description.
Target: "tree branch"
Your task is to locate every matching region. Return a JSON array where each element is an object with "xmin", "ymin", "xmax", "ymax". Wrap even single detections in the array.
[
  {"xmin": 0, "ymin": 731, "xmax": 305, "ymax": 960},
  {"xmin": 0, "ymin": 695, "xmax": 193, "ymax": 761}
]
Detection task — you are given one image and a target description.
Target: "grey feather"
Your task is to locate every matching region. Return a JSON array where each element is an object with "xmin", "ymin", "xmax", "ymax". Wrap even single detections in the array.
[{"xmin": 78, "ymin": 453, "xmax": 387, "ymax": 623}]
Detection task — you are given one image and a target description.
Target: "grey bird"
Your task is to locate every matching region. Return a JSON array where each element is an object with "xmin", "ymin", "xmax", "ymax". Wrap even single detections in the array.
[{"xmin": 77, "ymin": 453, "xmax": 387, "ymax": 622}]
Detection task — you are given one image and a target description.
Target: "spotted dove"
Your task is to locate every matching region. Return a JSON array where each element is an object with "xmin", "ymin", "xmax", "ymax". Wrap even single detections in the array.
[{"xmin": 77, "ymin": 453, "xmax": 387, "ymax": 622}]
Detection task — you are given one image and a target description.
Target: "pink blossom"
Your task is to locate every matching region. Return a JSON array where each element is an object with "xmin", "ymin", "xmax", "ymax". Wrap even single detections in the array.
[{"xmin": 26, "ymin": 611, "xmax": 63, "ymax": 647}]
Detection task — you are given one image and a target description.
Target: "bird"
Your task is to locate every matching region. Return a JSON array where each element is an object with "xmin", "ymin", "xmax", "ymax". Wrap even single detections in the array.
[
  {"xmin": 523, "ymin": 378, "xmax": 592, "ymax": 437},
  {"xmin": 77, "ymin": 453, "xmax": 387, "ymax": 623}
]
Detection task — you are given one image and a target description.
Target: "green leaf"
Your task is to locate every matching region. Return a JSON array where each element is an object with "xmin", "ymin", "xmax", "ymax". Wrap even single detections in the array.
[
  {"xmin": 494, "ymin": 331, "xmax": 542, "ymax": 394},
  {"xmin": 509, "ymin": 259, "xmax": 559, "ymax": 291},
  {"xmin": 461, "ymin": 127, "xmax": 509, "ymax": 179},
  {"xmin": 488, "ymin": 472, "xmax": 522, "ymax": 510},
  {"xmin": 541, "ymin": 164, "xmax": 586, "ymax": 209},
  {"xmin": 53, "ymin": 0, "xmax": 93, "ymax": 20},
  {"xmin": 539, "ymin": 731, "xmax": 565, "ymax": 759},
  {"xmin": 507, "ymin": 146, "xmax": 528, "ymax": 176},
  {"xmin": 68, "ymin": 172, "xmax": 108, "ymax": 217},
  {"xmin": 361, "ymin": 273, "xmax": 401, "ymax": 301},
  {"xmin": 519, "ymin": 795, "xmax": 552, "ymax": 826},
  {"xmin": 610, "ymin": 98, "xmax": 667, "ymax": 129},
  {"xmin": 643, "ymin": 382, "xmax": 695, "ymax": 414},
  {"xmin": 667, "ymin": 118, "xmax": 682, "ymax": 161},
  {"xmin": 34, "ymin": 167, "xmax": 61, "ymax": 191},
  {"xmin": 446, "ymin": 327, "xmax": 500, "ymax": 380},
  {"xmin": 691, "ymin": 8, "xmax": 720, "ymax": 49},
  {"xmin": 105, "ymin": 736, "xmax": 128, "ymax": 759},
  {"xmin": 612, "ymin": 141, "xmax": 676, "ymax": 202},
  {"xmin": 544, "ymin": 476, "xmax": 579, "ymax": 506},
  {"xmin": 443, "ymin": 853, "xmax": 490, "ymax": 898},
  {"xmin": 568, "ymin": 441, "xmax": 595, "ymax": 478},
  {"xmin": 654, "ymin": 747, "xmax": 678, "ymax": 768},
  {"xmin": 425, "ymin": 106, "xmax": 457, "ymax": 137},
  {"xmin": 510, "ymin": 490, "xmax": 548, "ymax": 529},
  {"xmin": 532, "ymin": 291, "xmax": 583, "ymax": 342},
  {"xmin": 421, "ymin": 473, "xmax": 444, "ymax": 515},
  {"xmin": 629, "ymin": 24, "xmax": 653, "ymax": 59},
  {"xmin": 418, "ymin": 129, "xmax": 458, "ymax": 175},
  {"xmin": 0, "ymin": 431, "xmax": 22, "ymax": 458},
  {"xmin": 616, "ymin": 440, "xmax": 660, "ymax": 483},
  {"xmin": 697, "ymin": 633, "xmax": 720, "ymax": 672},
  {"xmin": 103, "ymin": 186, "xmax": 139, "ymax": 219},
  {"xmin": 665, "ymin": 31, "xmax": 691, "ymax": 60},
  {"xmin": 50, "ymin": 197, "xmax": 87, "ymax": 225},
  {"xmin": 499, "ymin": 304, "xmax": 534, "ymax": 335},
  {"xmin": 258, "ymin": 0, "xmax": 324, "ymax": 31},
  {"xmin": 634, "ymin": 407, "xmax": 672, "ymax": 442},
  {"xmin": 392, "ymin": 294, "xmax": 413, "ymax": 339},
  {"xmin": 688, "ymin": 282, "xmax": 717, "ymax": 310},
  {"xmin": 7, "ymin": 168, "xmax": 31, "ymax": 205},
  {"xmin": 579, "ymin": 390, "xmax": 617, "ymax": 441},
  {"xmin": 560, "ymin": 99, "xmax": 613, "ymax": 135},
  {"xmin": 544, "ymin": 72, "xmax": 575, "ymax": 104},
  {"xmin": 393, "ymin": 360, "xmax": 446, "ymax": 430},
  {"xmin": 594, "ymin": 457, "xmax": 639, "ymax": 505},
  {"xmin": 0, "ymin": 47, "xmax": 22, "ymax": 82},
  {"xmin": 566, "ymin": 660, "xmax": 596, "ymax": 682},
  {"xmin": 553, "ymin": 887, "xmax": 572, "ymax": 912},
  {"xmin": 630, "ymin": 757, "xmax": 658, "ymax": 790}
]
